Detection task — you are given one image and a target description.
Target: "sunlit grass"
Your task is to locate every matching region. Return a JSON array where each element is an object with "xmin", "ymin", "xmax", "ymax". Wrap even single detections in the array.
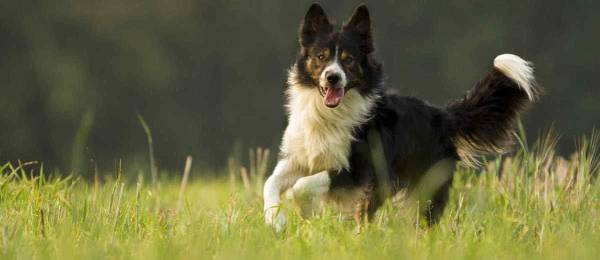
[{"xmin": 0, "ymin": 132, "xmax": 599, "ymax": 259}]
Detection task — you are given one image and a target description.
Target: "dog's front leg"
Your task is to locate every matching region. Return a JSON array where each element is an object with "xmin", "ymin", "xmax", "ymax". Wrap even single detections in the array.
[
  {"xmin": 263, "ymin": 159, "xmax": 299, "ymax": 232},
  {"xmin": 290, "ymin": 171, "xmax": 331, "ymax": 217}
]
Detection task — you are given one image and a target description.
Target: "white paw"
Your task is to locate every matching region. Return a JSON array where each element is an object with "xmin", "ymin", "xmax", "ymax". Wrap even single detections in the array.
[{"xmin": 265, "ymin": 206, "xmax": 286, "ymax": 232}]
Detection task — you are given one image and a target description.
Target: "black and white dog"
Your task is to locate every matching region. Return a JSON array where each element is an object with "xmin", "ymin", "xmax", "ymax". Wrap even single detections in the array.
[{"xmin": 264, "ymin": 4, "xmax": 539, "ymax": 231}]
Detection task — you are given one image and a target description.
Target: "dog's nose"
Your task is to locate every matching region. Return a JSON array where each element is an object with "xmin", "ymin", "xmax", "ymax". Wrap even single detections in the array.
[{"xmin": 326, "ymin": 73, "xmax": 341, "ymax": 85}]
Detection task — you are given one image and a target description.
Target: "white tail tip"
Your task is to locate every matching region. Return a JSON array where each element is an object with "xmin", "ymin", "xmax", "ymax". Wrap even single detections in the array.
[{"xmin": 493, "ymin": 54, "xmax": 536, "ymax": 100}]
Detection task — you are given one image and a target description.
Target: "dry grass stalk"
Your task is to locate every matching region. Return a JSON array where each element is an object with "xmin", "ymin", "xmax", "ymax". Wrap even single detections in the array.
[
  {"xmin": 176, "ymin": 156, "xmax": 193, "ymax": 213},
  {"xmin": 240, "ymin": 167, "xmax": 250, "ymax": 189},
  {"xmin": 228, "ymin": 147, "xmax": 271, "ymax": 193},
  {"xmin": 228, "ymin": 158, "xmax": 237, "ymax": 188}
]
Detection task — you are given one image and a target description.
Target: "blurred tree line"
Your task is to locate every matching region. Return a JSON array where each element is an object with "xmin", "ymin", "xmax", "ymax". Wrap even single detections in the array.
[{"xmin": 1, "ymin": 0, "xmax": 598, "ymax": 174}]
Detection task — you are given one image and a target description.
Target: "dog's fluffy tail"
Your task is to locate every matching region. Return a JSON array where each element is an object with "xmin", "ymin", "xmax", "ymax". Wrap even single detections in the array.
[{"xmin": 447, "ymin": 54, "xmax": 539, "ymax": 166}]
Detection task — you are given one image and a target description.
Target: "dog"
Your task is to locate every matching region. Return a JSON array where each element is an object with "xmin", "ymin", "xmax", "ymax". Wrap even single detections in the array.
[{"xmin": 263, "ymin": 3, "xmax": 539, "ymax": 231}]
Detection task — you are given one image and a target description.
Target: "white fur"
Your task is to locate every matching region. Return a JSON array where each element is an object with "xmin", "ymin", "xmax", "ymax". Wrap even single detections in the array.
[
  {"xmin": 263, "ymin": 65, "xmax": 378, "ymax": 230},
  {"xmin": 283, "ymin": 66, "xmax": 377, "ymax": 173},
  {"xmin": 290, "ymin": 171, "xmax": 365, "ymax": 219},
  {"xmin": 292, "ymin": 171, "xmax": 331, "ymax": 199},
  {"xmin": 290, "ymin": 171, "xmax": 331, "ymax": 216},
  {"xmin": 493, "ymin": 54, "xmax": 536, "ymax": 100},
  {"xmin": 263, "ymin": 159, "xmax": 302, "ymax": 232},
  {"xmin": 319, "ymin": 47, "xmax": 348, "ymax": 88}
]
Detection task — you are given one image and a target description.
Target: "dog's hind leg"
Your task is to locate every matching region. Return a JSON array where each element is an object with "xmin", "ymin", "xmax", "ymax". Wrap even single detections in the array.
[
  {"xmin": 424, "ymin": 176, "xmax": 453, "ymax": 225},
  {"xmin": 410, "ymin": 159, "xmax": 456, "ymax": 226}
]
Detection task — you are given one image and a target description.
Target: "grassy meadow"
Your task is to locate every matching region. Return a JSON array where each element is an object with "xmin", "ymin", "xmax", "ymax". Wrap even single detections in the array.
[{"xmin": 0, "ymin": 132, "xmax": 599, "ymax": 259}]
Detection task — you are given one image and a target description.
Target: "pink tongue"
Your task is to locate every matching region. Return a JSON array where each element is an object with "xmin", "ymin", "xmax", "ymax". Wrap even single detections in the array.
[{"xmin": 324, "ymin": 87, "xmax": 345, "ymax": 108}]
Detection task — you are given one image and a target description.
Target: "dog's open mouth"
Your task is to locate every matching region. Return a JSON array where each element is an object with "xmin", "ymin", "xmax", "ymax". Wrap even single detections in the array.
[{"xmin": 319, "ymin": 86, "xmax": 345, "ymax": 108}]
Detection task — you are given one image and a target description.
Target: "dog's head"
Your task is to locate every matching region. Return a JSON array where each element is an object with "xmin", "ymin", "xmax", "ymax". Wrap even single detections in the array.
[{"xmin": 292, "ymin": 4, "xmax": 382, "ymax": 108}]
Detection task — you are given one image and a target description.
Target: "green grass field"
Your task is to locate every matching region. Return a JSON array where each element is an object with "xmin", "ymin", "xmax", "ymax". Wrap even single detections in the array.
[{"xmin": 1, "ymin": 132, "xmax": 599, "ymax": 259}]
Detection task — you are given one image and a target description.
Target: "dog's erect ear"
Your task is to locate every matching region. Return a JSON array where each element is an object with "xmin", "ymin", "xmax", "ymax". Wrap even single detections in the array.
[
  {"xmin": 346, "ymin": 4, "xmax": 371, "ymax": 35},
  {"xmin": 299, "ymin": 3, "xmax": 332, "ymax": 47},
  {"xmin": 344, "ymin": 4, "xmax": 374, "ymax": 53}
]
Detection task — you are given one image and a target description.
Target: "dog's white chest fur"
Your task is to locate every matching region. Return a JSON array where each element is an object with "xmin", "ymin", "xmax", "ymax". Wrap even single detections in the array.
[{"xmin": 281, "ymin": 72, "xmax": 376, "ymax": 174}]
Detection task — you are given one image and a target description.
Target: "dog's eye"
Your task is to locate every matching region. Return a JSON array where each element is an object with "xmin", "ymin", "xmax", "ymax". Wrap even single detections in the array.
[
  {"xmin": 317, "ymin": 54, "xmax": 325, "ymax": 60},
  {"xmin": 344, "ymin": 56, "xmax": 354, "ymax": 64}
]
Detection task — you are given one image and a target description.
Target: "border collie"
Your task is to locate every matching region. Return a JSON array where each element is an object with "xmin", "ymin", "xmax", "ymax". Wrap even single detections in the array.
[{"xmin": 263, "ymin": 3, "xmax": 539, "ymax": 231}]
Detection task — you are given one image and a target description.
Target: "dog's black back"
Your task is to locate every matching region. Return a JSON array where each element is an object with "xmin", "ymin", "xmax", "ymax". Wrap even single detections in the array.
[{"xmin": 330, "ymin": 93, "xmax": 459, "ymax": 223}]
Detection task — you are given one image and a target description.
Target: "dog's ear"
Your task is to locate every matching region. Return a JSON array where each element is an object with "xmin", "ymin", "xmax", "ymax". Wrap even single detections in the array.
[
  {"xmin": 344, "ymin": 4, "xmax": 374, "ymax": 53},
  {"xmin": 299, "ymin": 3, "xmax": 332, "ymax": 47}
]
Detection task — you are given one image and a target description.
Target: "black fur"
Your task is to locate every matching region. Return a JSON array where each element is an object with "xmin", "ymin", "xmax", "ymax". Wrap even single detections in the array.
[
  {"xmin": 330, "ymin": 94, "xmax": 460, "ymax": 223},
  {"xmin": 447, "ymin": 69, "xmax": 537, "ymax": 162},
  {"xmin": 329, "ymin": 71, "xmax": 537, "ymax": 223},
  {"xmin": 293, "ymin": 3, "xmax": 383, "ymax": 96},
  {"xmin": 292, "ymin": 4, "xmax": 538, "ymax": 224}
]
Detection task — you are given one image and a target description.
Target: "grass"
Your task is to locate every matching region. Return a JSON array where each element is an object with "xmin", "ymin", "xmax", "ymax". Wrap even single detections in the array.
[{"xmin": 0, "ymin": 133, "xmax": 599, "ymax": 260}]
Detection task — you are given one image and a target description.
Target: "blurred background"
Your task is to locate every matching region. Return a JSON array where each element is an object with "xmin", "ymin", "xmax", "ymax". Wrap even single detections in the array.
[{"xmin": 1, "ymin": 0, "xmax": 598, "ymax": 175}]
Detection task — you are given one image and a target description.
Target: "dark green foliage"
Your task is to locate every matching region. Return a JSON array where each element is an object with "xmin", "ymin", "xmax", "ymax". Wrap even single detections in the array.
[{"xmin": 1, "ymin": 1, "xmax": 598, "ymax": 172}]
